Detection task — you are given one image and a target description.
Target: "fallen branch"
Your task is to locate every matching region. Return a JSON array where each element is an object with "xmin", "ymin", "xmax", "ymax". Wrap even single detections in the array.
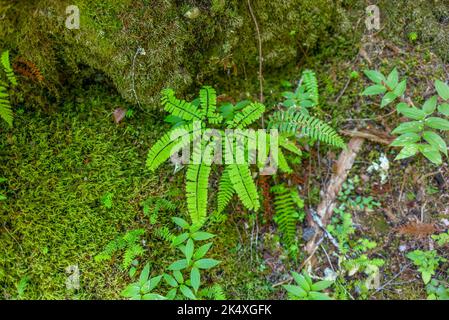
[
  {"xmin": 340, "ymin": 129, "xmax": 394, "ymax": 145},
  {"xmin": 304, "ymin": 137, "xmax": 365, "ymax": 260}
]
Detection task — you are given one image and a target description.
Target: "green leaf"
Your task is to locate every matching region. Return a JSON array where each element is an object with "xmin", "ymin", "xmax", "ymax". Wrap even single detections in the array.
[
  {"xmin": 194, "ymin": 258, "xmax": 221, "ymax": 269},
  {"xmin": 191, "ymin": 231, "xmax": 215, "ymax": 241},
  {"xmin": 190, "ymin": 267, "xmax": 201, "ymax": 292},
  {"xmin": 422, "ymin": 96, "xmax": 438, "ymax": 115},
  {"xmin": 418, "ymin": 144, "xmax": 442, "ymax": 165},
  {"xmin": 121, "ymin": 284, "xmax": 141, "ymax": 298},
  {"xmin": 172, "ymin": 217, "xmax": 190, "ymax": 229},
  {"xmin": 426, "ymin": 117, "xmax": 449, "ymax": 130},
  {"xmin": 139, "ymin": 264, "xmax": 151, "ymax": 285},
  {"xmin": 142, "ymin": 275, "xmax": 162, "ymax": 292},
  {"xmin": 423, "ymin": 131, "xmax": 447, "ymax": 156},
  {"xmin": 390, "ymin": 133, "xmax": 421, "ymax": 147},
  {"xmin": 180, "ymin": 285, "xmax": 196, "ymax": 300},
  {"xmin": 364, "ymin": 70, "xmax": 385, "ymax": 84},
  {"xmin": 168, "ymin": 259, "xmax": 188, "ymax": 271},
  {"xmin": 393, "ymin": 80, "xmax": 407, "ymax": 96},
  {"xmin": 185, "ymin": 239, "xmax": 194, "ymax": 264},
  {"xmin": 142, "ymin": 293, "xmax": 166, "ymax": 300},
  {"xmin": 173, "ymin": 271, "xmax": 184, "ymax": 284},
  {"xmin": 163, "ymin": 273, "xmax": 178, "ymax": 287},
  {"xmin": 193, "ymin": 243, "xmax": 213, "ymax": 260},
  {"xmin": 0, "ymin": 193, "xmax": 6, "ymax": 201},
  {"xmin": 435, "ymin": 80, "xmax": 449, "ymax": 100},
  {"xmin": 361, "ymin": 85, "xmax": 386, "ymax": 96},
  {"xmin": 166, "ymin": 288, "xmax": 177, "ymax": 300},
  {"xmin": 311, "ymin": 280, "xmax": 333, "ymax": 292},
  {"xmin": 381, "ymin": 92, "xmax": 397, "ymax": 108},
  {"xmin": 283, "ymin": 285, "xmax": 307, "ymax": 298},
  {"xmin": 309, "ymin": 291, "xmax": 332, "ymax": 300},
  {"xmin": 291, "ymin": 272, "xmax": 310, "ymax": 291},
  {"xmin": 386, "ymin": 68, "xmax": 399, "ymax": 88},
  {"xmin": 396, "ymin": 103, "xmax": 426, "ymax": 120},
  {"xmin": 392, "ymin": 121, "xmax": 424, "ymax": 134},
  {"xmin": 303, "ymin": 272, "xmax": 313, "ymax": 287},
  {"xmin": 172, "ymin": 233, "xmax": 189, "ymax": 247},
  {"xmin": 395, "ymin": 144, "xmax": 419, "ymax": 160},
  {"xmin": 438, "ymin": 103, "xmax": 449, "ymax": 116},
  {"xmin": 422, "ymin": 271, "xmax": 432, "ymax": 284}
]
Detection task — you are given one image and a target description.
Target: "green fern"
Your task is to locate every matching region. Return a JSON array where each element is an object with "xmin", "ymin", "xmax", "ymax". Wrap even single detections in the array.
[
  {"xmin": 302, "ymin": 69, "xmax": 318, "ymax": 106},
  {"xmin": 198, "ymin": 284, "xmax": 226, "ymax": 300},
  {"xmin": 186, "ymin": 162, "xmax": 211, "ymax": 226},
  {"xmin": 154, "ymin": 226, "xmax": 176, "ymax": 243},
  {"xmin": 0, "ymin": 85, "xmax": 13, "ymax": 126},
  {"xmin": 227, "ymin": 163, "xmax": 260, "ymax": 211},
  {"xmin": 161, "ymin": 88, "xmax": 204, "ymax": 122},
  {"xmin": 147, "ymin": 123, "xmax": 202, "ymax": 171},
  {"xmin": 95, "ymin": 229, "xmax": 145, "ymax": 269},
  {"xmin": 226, "ymin": 102, "xmax": 265, "ymax": 129},
  {"xmin": 271, "ymin": 184, "xmax": 305, "ymax": 249},
  {"xmin": 216, "ymin": 167, "xmax": 235, "ymax": 214},
  {"xmin": 1, "ymin": 50, "xmax": 17, "ymax": 87},
  {"xmin": 199, "ymin": 86, "xmax": 222, "ymax": 124},
  {"xmin": 269, "ymin": 109, "xmax": 345, "ymax": 149}
]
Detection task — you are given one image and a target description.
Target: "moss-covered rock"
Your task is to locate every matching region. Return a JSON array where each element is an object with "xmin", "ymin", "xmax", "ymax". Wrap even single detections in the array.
[{"xmin": 0, "ymin": 0, "xmax": 352, "ymax": 108}]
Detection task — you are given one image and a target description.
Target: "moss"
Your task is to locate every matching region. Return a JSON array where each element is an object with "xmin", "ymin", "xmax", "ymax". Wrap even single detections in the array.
[{"xmin": 0, "ymin": 0, "xmax": 354, "ymax": 108}]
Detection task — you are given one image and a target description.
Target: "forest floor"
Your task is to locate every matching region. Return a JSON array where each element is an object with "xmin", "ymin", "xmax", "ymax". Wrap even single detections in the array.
[{"xmin": 1, "ymin": 34, "xmax": 448, "ymax": 299}]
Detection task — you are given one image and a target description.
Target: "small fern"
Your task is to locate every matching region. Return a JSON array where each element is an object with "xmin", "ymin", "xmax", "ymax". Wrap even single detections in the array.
[
  {"xmin": 269, "ymin": 109, "xmax": 346, "ymax": 149},
  {"xmin": 226, "ymin": 102, "xmax": 265, "ymax": 129},
  {"xmin": 216, "ymin": 167, "xmax": 235, "ymax": 214},
  {"xmin": 302, "ymin": 69, "xmax": 318, "ymax": 106},
  {"xmin": 271, "ymin": 184, "xmax": 305, "ymax": 250},
  {"xmin": 0, "ymin": 85, "xmax": 13, "ymax": 126},
  {"xmin": 95, "ymin": 229, "xmax": 145, "ymax": 269},
  {"xmin": 198, "ymin": 284, "xmax": 226, "ymax": 300},
  {"xmin": 1, "ymin": 50, "xmax": 17, "ymax": 87},
  {"xmin": 161, "ymin": 88, "xmax": 203, "ymax": 121}
]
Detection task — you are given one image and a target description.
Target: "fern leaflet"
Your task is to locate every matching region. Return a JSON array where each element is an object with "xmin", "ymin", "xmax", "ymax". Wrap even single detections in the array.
[
  {"xmin": 1, "ymin": 51, "xmax": 17, "ymax": 87},
  {"xmin": 216, "ymin": 167, "xmax": 235, "ymax": 214},
  {"xmin": 200, "ymin": 86, "xmax": 222, "ymax": 124},
  {"xmin": 161, "ymin": 88, "xmax": 204, "ymax": 121},
  {"xmin": 227, "ymin": 102, "xmax": 265, "ymax": 129},
  {"xmin": 0, "ymin": 86, "xmax": 13, "ymax": 126},
  {"xmin": 186, "ymin": 162, "xmax": 211, "ymax": 226},
  {"xmin": 227, "ymin": 163, "xmax": 260, "ymax": 211},
  {"xmin": 302, "ymin": 69, "xmax": 318, "ymax": 106}
]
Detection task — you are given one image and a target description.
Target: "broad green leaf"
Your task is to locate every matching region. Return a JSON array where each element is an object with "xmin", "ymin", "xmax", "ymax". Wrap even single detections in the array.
[
  {"xmin": 311, "ymin": 280, "xmax": 334, "ymax": 292},
  {"xmin": 303, "ymin": 272, "xmax": 313, "ymax": 287},
  {"xmin": 193, "ymin": 243, "xmax": 213, "ymax": 260},
  {"xmin": 422, "ymin": 96, "xmax": 438, "ymax": 114},
  {"xmin": 173, "ymin": 270, "xmax": 184, "ymax": 284},
  {"xmin": 395, "ymin": 144, "xmax": 419, "ymax": 160},
  {"xmin": 142, "ymin": 275, "xmax": 162, "ymax": 292},
  {"xmin": 139, "ymin": 263, "xmax": 151, "ymax": 285},
  {"xmin": 185, "ymin": 239, "xmax": 194, "ymax": 264},
  {"xmin": 364, "ymin": 70, "xmax": 385, "ymax": 84},
  {"xmin": 393, "ymin": 79, "xmax": 407, "ymax": 96},
  {"xmin": 291, "ymin": 272, "xmax": 310, "ymax": 291},
  {"xmin": 121, "ymin": 284, "xmax": 141, "ymax": 298},
  {"xmin": 172, "ymin": 217, "xmax": 189, "ymax": 229},
  {"xmin": 396, "ymin": 103, "xmax": 426, "ymax": 120},
  {"xmin": 283, "ymin": 285, "xmax": 307, "ymax": 298},
  {"xmin": 163, "ymin": 274, "xmax": 178, "ymax": 287},
  {"xmin": 166, "ymin": 288, "xmax": 177, "ymax": 300},
  {"xmin": 390, "ymin": 133, "xmax": 421, "ymax": 147},
  {"xmin": 168, "ymin": 259, "xmax": 188, "ymax": 271},
  {"xmin": 142, "ymin": 293, "xmax": 166, "ymax": 300},
  {"xmin": 422, "ymin": 271, "xmax": 432, "ymax": 284},
  {"xmin": 438, "ymin": 103, "xmax": 449, "ymax": 116},
  {"xmin": 309, "ymin": 291, "xmax": 332, "ymax": 300},
  {"xmin": 418, "ymin": 144, "xmax": 442, "ymax": 165},
  {"xmin": 361, "ymin": 85, "xmax": 386, "ymax": 96},
  {"xmin": 392, "ymin": 121, "xmax": 424, "ymax": 134},
  {"xmin": 423, "ymin": 131, "xmax": 447, "ymax": 156},
  {"xmin": 435, "ymin": 80, "xmax": 449, "ymax": 100},
  {"xmin": 381, "ymin": 92, "xmax": 397, "ymax": 108},
  {"xmin": 172, "ymin": 233, "xmax": 189, "ymax": 247},
  {"xmin": 386, "ymin": 68, "xmax": 399, "ymax": 88},
  {"xmin": 194, "ymin": 258, "xmax": 221, "ymax": 269},
  {"xmin": 426, "ymin": 117, "xmax": 449, "ymax": 130},
  {"xmin": 190, "ymin": 267, "xmax": 201, "ymax": 292},
  {"xmin": 180, "ymin": 285, "xmax": 196, "ymax": 300},
  {"xmin": 191, "ymin": 231, "xmax": 215, "ymax": 241}
]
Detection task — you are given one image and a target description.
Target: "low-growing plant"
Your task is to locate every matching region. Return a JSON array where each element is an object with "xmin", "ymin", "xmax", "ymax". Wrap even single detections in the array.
[
  {"xmin": 406, "ymin": 249, "xmax": 446, "ymax": 284},
  {"xmin": 283, "ymin": 271, "xmax": 333, "ymax": 300},
  {"xmin": 0, "ymin": 50, "xmax": 17, "ymax": 127},
  {"xmin": 363, "ymin": 68, "xmax": 449, "ymax": 165}
]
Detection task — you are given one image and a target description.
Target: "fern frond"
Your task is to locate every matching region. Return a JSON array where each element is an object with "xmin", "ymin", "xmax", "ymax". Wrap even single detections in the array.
[
  {"xmin": 154, "ymin": 226, "xmax": 176, "ymax": 243},
  {"xmin": 199, "ymin": 284, "xmax": 226, "ymax": 300},
  {"xmin": 161, "ymin": 88, "xmax": 204, "ymax": 121},
  {"xmin": 199, "ymin": 86, "xmax": 222, "ymax": 124},
  {"xmin": 277, "ymin": 149, "xmax": 292, "ymax": 174},
  {"xmin": 269, "ymin": 109, "xmax": 345, "ymax": 149},
  {"xmin": 302, "ymin": 69, "xmax": 318, "ymax": 105},
  {"xmin": 147, "ymin": 123, "xmax": 200, "ymax": 171},
  {"xmin": 0, "ymin": 86, "xmax": 13, "ymax": 126},
  {"xmin": 279, "ymin": 134, "xmax": 302, "ymax": 156},
  {"xmin": 227, "ymin": 102, "xmax": 265, "ymax": 129},
  {"xmin": 123, "ymin": 243, "xmax": 144, "ymax": 269},
  {"xmin": 227, "ymin": 164, "xmax": 260, "ymax": 211},
  {"xmin": 271, "ymin": 184, "xmax": 304, "ymax": 249},
  {"xmin": 217, "ymin": 167, "xmax": 235, "ymax": 214},
  {"xmin": 1, "ymin": 51, "xmax": 17, "ymax": 87},
  {"xmin": 186, "ymin": 162, "xmax": 211, "ymax": 226}
]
